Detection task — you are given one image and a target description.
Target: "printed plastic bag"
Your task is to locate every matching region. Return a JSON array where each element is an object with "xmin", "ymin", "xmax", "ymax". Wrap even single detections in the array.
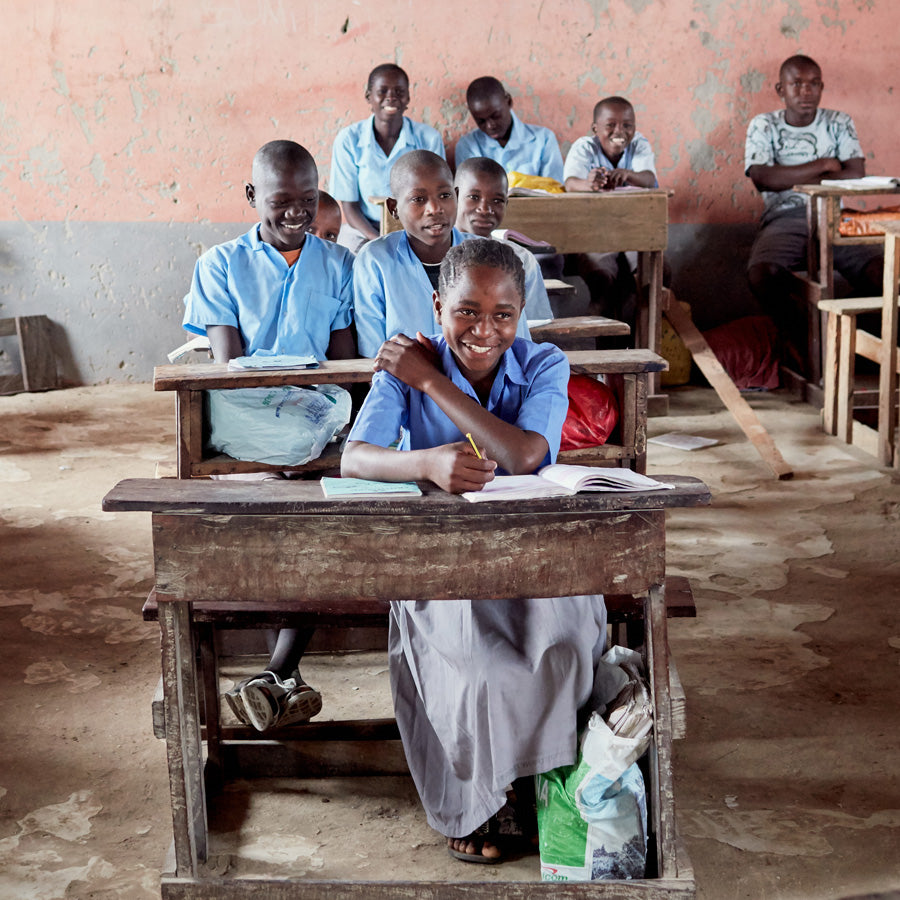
[
  {"xmin": 206, "ymin": 384, "xmax": 350, "ymax": 466},
  {"xmin": 536, "ymin": 647, "xmax": 652, "ymax": 882},
  {"xmin": 560, "ymin": 374, "xmax": 619, "ymax": 451}
]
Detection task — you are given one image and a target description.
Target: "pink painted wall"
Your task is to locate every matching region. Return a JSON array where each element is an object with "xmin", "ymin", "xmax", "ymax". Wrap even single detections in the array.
[{"xmin": 4, "ymin": 0, "xmax": 898, "ymax": 228}]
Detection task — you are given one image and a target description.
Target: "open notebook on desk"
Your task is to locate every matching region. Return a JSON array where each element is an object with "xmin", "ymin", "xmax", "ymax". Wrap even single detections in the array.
[{"xmin": 462, "ymin": 464, "xmax": 673, "ymax": 502}]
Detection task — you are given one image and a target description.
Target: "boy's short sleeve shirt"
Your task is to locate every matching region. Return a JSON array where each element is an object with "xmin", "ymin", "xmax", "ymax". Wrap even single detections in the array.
[
  {"xmin": 348, "ymin": 335, "xmax": 569, "ymax": 471},
  {"xmin": 352, "ymin": 229, "xmax": 532, "ymax": 358},
  {"xmin": 563, "ymin": 133, "xmax": 658, "ymax": 186},
  {"xmin": 183, "ymin": 228, "xmax": 353, "ymax": 358},
  {"xmin": 744, "ymin": 108, "xmax": 863, "ymax": 218},
  {"xmin": 329, "ymin": 115, "xmax": 446, "ymax": 227},
  {"xmin": 454, "ymin": 111, "xmax": 565, "ymax": 183}
]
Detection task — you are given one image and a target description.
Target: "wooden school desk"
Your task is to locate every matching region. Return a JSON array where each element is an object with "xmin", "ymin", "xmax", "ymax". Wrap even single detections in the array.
[
  {"xmin": 791, "ymin": 182, "xmax": 900, "ymax": 403},
  {"xmin": 377, "ymin": 190, "xmax": 671, "ymax": 414},
  {"xmin": 103, "ymin": 475, "xmax": 710, "ymax": 898}
]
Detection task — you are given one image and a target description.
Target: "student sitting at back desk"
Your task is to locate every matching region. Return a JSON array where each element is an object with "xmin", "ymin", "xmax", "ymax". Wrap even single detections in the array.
[
  {"xmin": 329, "ymin": 63, "xmax": 445, "ymax": 249},
  {"xmin": 564, "ymin": 95, "xmax": 659, "ymax": 327},
  {"xmin": 454, "ymin": 156, "xmax": 552, "ymax": 320},
  {"xmin": 182, "ymin": 140, "xmax": 356, "ymax": 732},
  {"xmin": 454, "ymin": 76, "xmax": 564, "ymax": 182},
  {"xmin": 744, "ymin": 53, "xmax": 883, "ymax": 376},
  {"xmin": 352, "ymin": 150, "xmax": 547, "ymax": 358},
  {"xmin": 455, "ymin": 75, "xmax": 566, "ymax": 281},
  {"xmin": 342, "ymin": 239, "xmax": 607, "ymax": 863}
]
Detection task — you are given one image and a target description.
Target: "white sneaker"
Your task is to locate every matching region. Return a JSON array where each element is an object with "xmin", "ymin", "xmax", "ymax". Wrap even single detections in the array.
[{"xmin": 241, "ymin": 671, "xmax": 322, "ymax": 732}]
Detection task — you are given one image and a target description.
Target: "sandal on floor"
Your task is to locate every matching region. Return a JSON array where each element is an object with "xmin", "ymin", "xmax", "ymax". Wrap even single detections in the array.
[{"xmin": 447, "ymin": 819, "xmax": 504, "ymax": 864}]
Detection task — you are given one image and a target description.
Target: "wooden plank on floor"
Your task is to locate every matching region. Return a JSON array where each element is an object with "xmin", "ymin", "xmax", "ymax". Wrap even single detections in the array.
[{"xmin": 664, "ymin": 298, "xmax": 793, "ymax": 480}]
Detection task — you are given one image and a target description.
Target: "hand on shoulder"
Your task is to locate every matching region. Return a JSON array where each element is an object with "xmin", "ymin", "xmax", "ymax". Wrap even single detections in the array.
[{"xmin": 374, "ymin": 332, "xmax": 442, "ymax": 391}]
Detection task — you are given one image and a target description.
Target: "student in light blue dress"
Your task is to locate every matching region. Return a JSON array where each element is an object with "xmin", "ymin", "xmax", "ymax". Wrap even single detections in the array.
[
  {"xmin": 329, "ymin": 63, "xmax": 445, "ymax": 248},
  {"xmin": 183, "ymin": 140, "xmax": 355, "ymax": 733},
  {"xmin": 454, "ymin": 76, "xmax": 564, "ymax": 183},
  {"xmin": 352, "ymin": 151, "xmax": 541, "ymax": 358},
  {"xmin": 342, "ymin": 239, "xmax": 607, "ymax": 865}
]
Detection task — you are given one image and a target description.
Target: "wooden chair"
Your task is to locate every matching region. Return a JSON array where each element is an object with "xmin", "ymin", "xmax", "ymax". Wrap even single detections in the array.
[{"xmin": 819, "ymin": 221, "xmax": 900, "ymax": 466}]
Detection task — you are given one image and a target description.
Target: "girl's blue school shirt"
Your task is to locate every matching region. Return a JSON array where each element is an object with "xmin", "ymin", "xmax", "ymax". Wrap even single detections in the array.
[
  {"xmin": 352, "ymin": 229, "xmax": 533, "ymax": 358},
  {"xmin": 454, "ymin": 111, "xmax": 565, "ymax": 183},
  {"xmin": 347, "ymin": 334, "xmax": 569, "ymax": 473},
  {"xmin": 563, "ymin": 133, "xmax": 658, "ymax": 186},
  {"xmin": 329, "ymin": 115, "xmax": 446, "ymax": 229},
  {"xmin": 182, "ymin": 227, "xmax": 353, "ymax": 359}
]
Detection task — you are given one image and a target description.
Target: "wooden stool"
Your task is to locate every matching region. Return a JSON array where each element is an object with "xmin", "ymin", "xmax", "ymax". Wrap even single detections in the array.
[
  {"xmin": 0, "ymin": 315, "xmax": 58, "ymax": 395},
  {"xmin": 820, "ymin": 222, "xmax": 900, "ymax": 466}
]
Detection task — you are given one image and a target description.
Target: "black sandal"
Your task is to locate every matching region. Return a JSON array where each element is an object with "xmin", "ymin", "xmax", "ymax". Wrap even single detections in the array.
[{"xmin": 447, "ymin": 818, "xmax": 504, "ymax": 864}]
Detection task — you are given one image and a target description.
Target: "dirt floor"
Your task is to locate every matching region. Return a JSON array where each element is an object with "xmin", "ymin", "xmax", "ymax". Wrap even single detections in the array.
[{"xmin": 1, "ymin": 382, "xmax": 899, "ymax": 899}]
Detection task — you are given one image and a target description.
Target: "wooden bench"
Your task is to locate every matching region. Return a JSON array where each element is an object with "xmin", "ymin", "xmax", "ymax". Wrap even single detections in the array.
[
  {"xmin": 143, "ymin": 574, "xmax": 697, "ymax": 752},
  {"xmin": 103, "ymin": 475, "xmax": 709, "ymax": 896},
  {"xmin": 154, "ymin": 346, "xmax": 666, "ymax": 477}
]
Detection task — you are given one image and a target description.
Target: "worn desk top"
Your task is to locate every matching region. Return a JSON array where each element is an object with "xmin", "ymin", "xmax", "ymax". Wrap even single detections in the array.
[{"xmin": 103, "ymin": 474, "xmax": 709, "ymax": 516}]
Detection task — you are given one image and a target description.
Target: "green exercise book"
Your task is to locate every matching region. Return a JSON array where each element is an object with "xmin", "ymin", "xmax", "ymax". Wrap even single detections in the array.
[{"xmin": 320, "ymin": 477, "xmax": 422, "ymax": 499}]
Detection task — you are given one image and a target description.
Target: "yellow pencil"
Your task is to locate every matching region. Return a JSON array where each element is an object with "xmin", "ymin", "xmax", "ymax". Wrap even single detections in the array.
[{"xmin": 465, "ymin": 432, "xmax": 483, "ymax": 459}]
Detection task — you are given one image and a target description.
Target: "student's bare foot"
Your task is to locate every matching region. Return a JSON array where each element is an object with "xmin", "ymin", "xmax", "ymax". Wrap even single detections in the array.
[{"xmin": 447, "ymin": 830, "xmax": 503, "ymax": 864}]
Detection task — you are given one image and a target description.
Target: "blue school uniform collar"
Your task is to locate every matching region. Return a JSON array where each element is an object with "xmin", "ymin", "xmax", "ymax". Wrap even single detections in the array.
[
  {"xmin": 503, "ymin": 111, "xmax": 531, "ymax": 152},
  {"xmin": 361, "ymin": 115, "xmax": 417, "ymax": 157},
  {"xmin": 395, "ymin": 226, "xmax": 470, "ymax": 265},
  {"xmin": 434, "ymin": 334, "xmax": 528, "ymax": 407},
  {"xmin": 247, "ymin": 225, "xmax": 326, "ymax": 265}
]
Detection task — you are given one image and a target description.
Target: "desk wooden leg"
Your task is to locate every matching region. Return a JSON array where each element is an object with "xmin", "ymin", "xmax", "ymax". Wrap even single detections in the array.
[
  {"xmin": 645, "ymin": 583, "xmax": 677, "ymax": 881},
  {"xmin": 878, "ymin": 233, "xmax": 900, "ymax": 467},
  {"xmin": 836, "ymin": 315, "xmax": 856, "ymax": 444},
  {"xmin": 159, "ymin": 601, "xmax": 207, "ymax": 876},
  {"xmin": 199, "ymin": 624, "xmax": 224, "ymax": 794},
  {"xmin": 822, "ymin": 311, "xmax": 839, "ymax": 436}
]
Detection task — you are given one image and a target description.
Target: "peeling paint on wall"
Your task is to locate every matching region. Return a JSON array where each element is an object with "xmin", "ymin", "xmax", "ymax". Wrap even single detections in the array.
[{"xmin": 1, "ymin": 0, "xmax": 895, "ymax": 227}]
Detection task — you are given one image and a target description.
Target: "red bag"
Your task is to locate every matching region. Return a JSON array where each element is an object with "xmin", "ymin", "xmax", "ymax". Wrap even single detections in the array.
[{"xmin": 560, "ymin": 374, "xmax": 619, "ymax": 451}]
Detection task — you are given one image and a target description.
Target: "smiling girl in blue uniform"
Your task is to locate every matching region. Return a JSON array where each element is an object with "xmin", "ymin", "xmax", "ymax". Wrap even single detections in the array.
[{"xmin": 342, "ymin": 239, "xmax": 607, "ymax": 863}]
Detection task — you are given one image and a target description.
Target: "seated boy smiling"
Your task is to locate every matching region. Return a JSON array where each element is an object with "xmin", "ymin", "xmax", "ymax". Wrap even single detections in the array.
[{"xmin": 342, "ymin": 239, "xmax": 607, "ymax": 863}]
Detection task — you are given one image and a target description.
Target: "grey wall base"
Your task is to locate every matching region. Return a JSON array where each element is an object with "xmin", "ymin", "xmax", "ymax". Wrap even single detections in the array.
[{"xmin": 0, "ymin": 221, "xmax": 763, "ymax": 386}]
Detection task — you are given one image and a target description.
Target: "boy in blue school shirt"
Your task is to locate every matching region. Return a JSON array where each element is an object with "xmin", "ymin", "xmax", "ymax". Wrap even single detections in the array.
[
  {"xmin": 185, "ymin": 142, "xmax": 355, "ymax": 363},
  {"xmin": 352, "ymin": 150, "xmax": 543, "ymax": 358},
  {"xmin": 183, "ymin": 140, "xmax": 356, "ymax": 732},
  {"xmin": 563, "ymin": 95, "xmax": 659, "ymax": 323},
  {"xmin": 454, "ymin": 76, "xmax": 564, "ymax": 183},
  {"xmin": 330, "ymin": 63, "xmax": 446, "ymax": 246},
  {"xmin": 342, "ymin": 240, "xmax": 607, "ymax": 863}
]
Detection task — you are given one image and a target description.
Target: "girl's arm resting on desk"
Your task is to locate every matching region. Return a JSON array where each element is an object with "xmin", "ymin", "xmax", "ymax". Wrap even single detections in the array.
[
  {"xmin": 340, "ymin": 200, "xmax": 380, "ymax": 242},
  {"xmin": 375, "ymin": 334, "xmax": 551, "ymax": 475},
  {"xmin": 342, "ymin": 440, "xmax": 496, "ymax": 493},
  {"xmin": 747, "ymin": 156, "xmax": 863, "ymax": 192},
  {"xmin": 207, "ymin": 325, "xmax": 244, "ymax": 363}
]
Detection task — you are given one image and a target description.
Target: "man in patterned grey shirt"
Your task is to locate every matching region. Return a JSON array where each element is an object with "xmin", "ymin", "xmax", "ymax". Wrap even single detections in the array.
[{"xmin": 744, "ymin": 54, "xmax": 882, "ymax": 374}]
